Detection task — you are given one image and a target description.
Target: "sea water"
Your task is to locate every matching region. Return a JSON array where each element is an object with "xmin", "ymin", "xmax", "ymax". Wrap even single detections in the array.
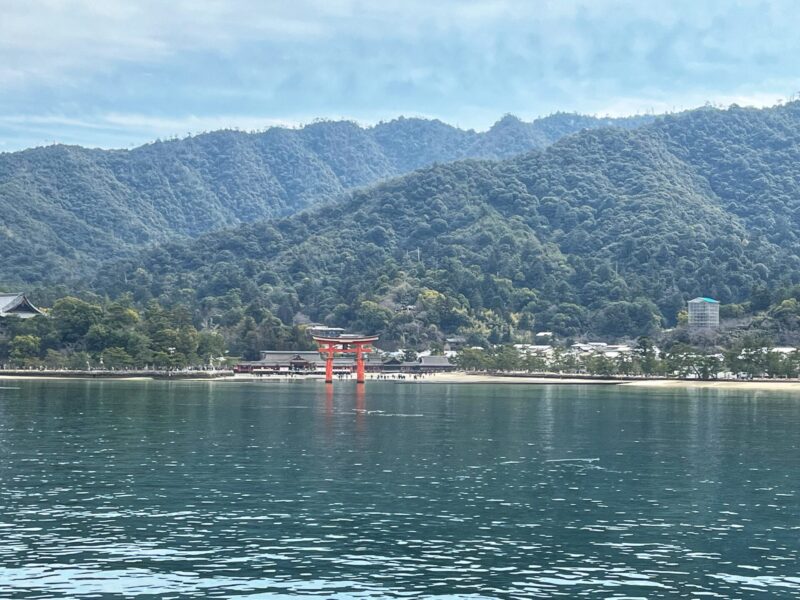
[{"xmin": 0, "ymin": 380, "xmax": 798, "ymax": 598}]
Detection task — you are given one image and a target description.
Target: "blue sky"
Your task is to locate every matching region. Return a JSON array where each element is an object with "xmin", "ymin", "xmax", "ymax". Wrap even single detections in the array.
[{"xmin": 1, "ymin": 0, "xmax": 799, "ymax": 151}]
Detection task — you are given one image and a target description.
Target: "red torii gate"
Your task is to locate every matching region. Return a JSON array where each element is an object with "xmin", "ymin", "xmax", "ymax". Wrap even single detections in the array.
[{"xmin": 312, "ymin": 334, "xmax": 379, "ymax": 384}]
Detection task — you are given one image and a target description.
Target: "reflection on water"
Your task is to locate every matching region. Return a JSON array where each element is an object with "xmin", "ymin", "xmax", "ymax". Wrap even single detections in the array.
[{"xmin": 1, "ymin": 380, "xmax": 799, "ymax": 598}]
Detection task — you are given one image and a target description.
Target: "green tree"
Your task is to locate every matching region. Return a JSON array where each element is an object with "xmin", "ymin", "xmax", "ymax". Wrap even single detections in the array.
[
  {"xmin": 197, "ymin": 331, "xmax": 226, "ymax": 362},
  {"xmin": 724, "ymin": 336, "xmax": 770, "ymax": 378},
  {"xmin": 585, "ymin": 353, "xmax": 615, "ymax": 377},
  {"xmin": 595, "ymin": 300, "xmax": 661, "ymax": 338},
  {"xmin": 491, "ymin": 346, "xmax": 521, "ymax": 371},
  {"xmin": 44, "ymin": 349, "xmax": 68, "ymax": 369},
  {"xmin": 51, "ymin": 297, "xmax": 103, "ymax": 345},
  {"xmin": 521, "ymin": 352, "xmax": 548, "ymax": 372},
  {"xmin": 635, "ymin": 336, "xmax": 661, "ymax": 376},
  {"xmin": 102, "ymin": 347, "xmax": 135, "ymax": 369},
  {"xmin": 10, "ymin": 335, "xmax": 40, "ymax": 362},
  {"xmin": 456, "ymin": 348, "xmax": 489, "ymax": 371},
  {"xmin": 354, "ymin": 301, "xmax": 393, "ymax": 333}
]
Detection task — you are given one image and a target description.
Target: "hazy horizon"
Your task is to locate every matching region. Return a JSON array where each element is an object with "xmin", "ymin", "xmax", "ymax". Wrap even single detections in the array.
[{"xmin": 1, "ymin": 109, "xmax": 663, "ymax": 153}]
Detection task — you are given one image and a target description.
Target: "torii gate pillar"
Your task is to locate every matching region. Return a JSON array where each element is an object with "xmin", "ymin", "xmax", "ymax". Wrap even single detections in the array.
[
  {"xmin": 321, "ymin": 346, "xmax": 335, "ymax": 383},
  {"xmin": 355, "ymin": 346, "xmax": 366, "ymax": 384}
]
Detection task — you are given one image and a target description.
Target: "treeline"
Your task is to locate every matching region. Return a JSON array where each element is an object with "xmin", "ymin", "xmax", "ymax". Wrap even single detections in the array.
[
  {"xmin": 5, "ymin": 284, "xmax": 800, "ymax": 373},
  {"xmin": 0, "ymin": 297, "xmax": 226, "ymax": 368},
  {"xmin": 456, "ymin": 337, "xmax": 800, "ymax": 380},
  {"xmin": 0, "ymin": 294, "xmax": 332, "ymax": 369},
  {"xmin": 0, "ymin": 295, "xmax": 318, "ymax": 369}
]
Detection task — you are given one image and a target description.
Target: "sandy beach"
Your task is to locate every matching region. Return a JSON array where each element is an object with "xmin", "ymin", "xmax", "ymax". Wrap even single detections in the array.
[
  {"xmin": 4, "ymin": 371, "xmax": 800, "ymax": 391},
  {"xmin": 404, "ymin": 372, "xmax": 800, "ymax": 391},
  {"xmin": 0, "ymin": 371, "xmax": 231, "ymax": 381},
  {"xmin": 407, "ymin": 372, "xmax": 621, "ymax": 385},
  {"xmin": 620, "ymin": 378, "xmax": 800, "ymax": 391}
]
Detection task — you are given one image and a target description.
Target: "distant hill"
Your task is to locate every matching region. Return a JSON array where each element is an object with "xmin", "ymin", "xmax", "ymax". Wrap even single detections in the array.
[
  {"xmin": 90, "ymin": 102, "xmax": 800, "ymax": 343},
  {"xmin": 0, "ymin": 113, "xmax": 652, "ymax": 285}
]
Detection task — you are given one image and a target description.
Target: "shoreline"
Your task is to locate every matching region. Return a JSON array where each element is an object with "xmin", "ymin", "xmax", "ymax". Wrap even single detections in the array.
[
  {"xmin": 0, "ymin": 370, "xmax": 232, "ymax": 381},
  {"xmin": 3, "ymin": 370, "xmax": 800, "ymax": 390},
  {"xmin": 619, "ymin": 378, "xmax": 800, "ymax": 390},
  {"xmin": 411, "ymin": 372, "xmax": 800, "ymax": 390}
]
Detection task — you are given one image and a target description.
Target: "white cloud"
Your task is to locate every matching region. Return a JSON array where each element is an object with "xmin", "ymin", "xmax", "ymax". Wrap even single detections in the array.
[
  {"xmin": 0, "ymin": 112, "xmax": 300, "ymax": 147},
  {"xmin": 5, "ymin": 0, "xmax": 795, "ymax": 88},
  {"xmin": 2, "ymin": 0, "xmax": 800, "ymax": 150}
]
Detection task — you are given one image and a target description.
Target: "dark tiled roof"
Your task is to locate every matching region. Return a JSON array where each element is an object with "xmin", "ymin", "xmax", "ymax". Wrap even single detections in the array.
[
  {"xmin": 419, "ymin": 356, "xmax": 452, "ymax": 366},
  {"xmin": 0, "ymin": 293, "xmax": 43, "ymax": 317},
  {"xmin": 259, "ymin": 351, "xmax": 320, "ymax": 364}
]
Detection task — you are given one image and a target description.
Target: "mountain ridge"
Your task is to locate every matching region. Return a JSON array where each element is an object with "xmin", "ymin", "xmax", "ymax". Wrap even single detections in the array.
[
  {"xmin": 85, "ymin": 102, "xmax": 800, "ymax": 344},
  {"xmin": 0, "ymin": 112, "xmax": 653, "ymax": 285}
]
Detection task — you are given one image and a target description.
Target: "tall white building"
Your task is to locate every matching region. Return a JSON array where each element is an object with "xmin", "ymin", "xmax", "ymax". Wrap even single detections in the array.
[{"xmin": 687, "ymin": 297, "xmax": 720, "ymax": 329}]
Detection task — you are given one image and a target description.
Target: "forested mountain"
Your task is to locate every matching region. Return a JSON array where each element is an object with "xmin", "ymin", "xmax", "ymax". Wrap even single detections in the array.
[
  {"xmin": 0, "ymin": 113, "xmax": 650, "ymax": 285},
  {"xmin": 87, "ymin": 102, "xmax": 800, "ymax": 347}
]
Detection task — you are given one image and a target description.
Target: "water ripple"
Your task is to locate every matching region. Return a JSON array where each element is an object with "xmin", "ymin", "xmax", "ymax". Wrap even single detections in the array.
[{"xmin": 1, "ymin": 380, "xmax": 799, "ymax": 598}]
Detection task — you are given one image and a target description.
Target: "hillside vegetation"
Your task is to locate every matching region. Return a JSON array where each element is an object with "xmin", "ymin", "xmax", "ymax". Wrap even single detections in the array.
[
  {"xmin": 0, "ymin": 113, "xmax": 650, "ymax": 285},
  {"xmin": 89, "ymin": 103, "xmax": 800, "ymax": 346}
]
